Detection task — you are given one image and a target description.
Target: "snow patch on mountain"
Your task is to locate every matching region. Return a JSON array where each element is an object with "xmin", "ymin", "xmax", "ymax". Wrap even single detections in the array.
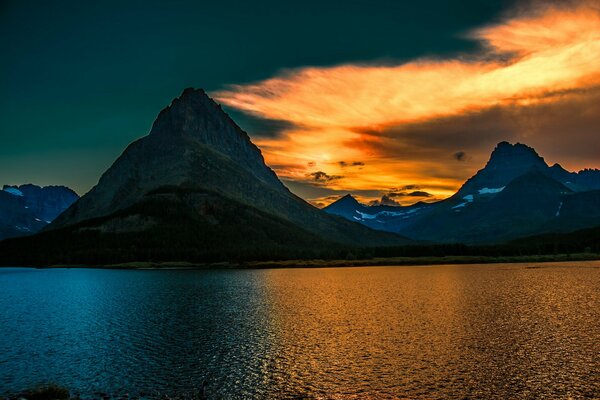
[
  {"xmin": 478, "ymin": 187, "xmax": 505, "ymax": 195},
  {"xmin": 4, "ymin": 187, "xmax": 23, "ymax": 197},
  {"xmin": 356, "ymin": 211, "xmax": 377, "ymax": 220},
  {"xmin": 353, "ymin": 207, "xmax": 426, "ymax": 221}
]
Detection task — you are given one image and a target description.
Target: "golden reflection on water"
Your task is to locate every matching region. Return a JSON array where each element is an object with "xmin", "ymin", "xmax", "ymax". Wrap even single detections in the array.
[
  {"xmin": 0, "ymin": 262, "xmax": 597, "ymax": 398},
  {"xmin": 261, "ymin": 262, "xmax": 600, "ymax": 398}
]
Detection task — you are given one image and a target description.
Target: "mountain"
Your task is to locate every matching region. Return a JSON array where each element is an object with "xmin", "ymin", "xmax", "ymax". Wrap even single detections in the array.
[
  {"xmin": 324, "ymin": 195, "xmax": 433, "ymax": 233},
  {"xmin": 325, "ymin": 142, "xmax": 600, "ymax": 244},
  {"xmin": 0, "ymin": 185, "xmax": 78, "ymax": 240},
  {"xmin": 0, "ymin": 88, "xmax": 408, "ymax": 265},
  {"xmin": 404, "ymin": 171, "xmax": 585, "ymax": 243},
  {"xmin": 456, "ymin": 141, "xmax": 547, "ymax": 197},
  {"xmin": 457, "ymin": 142, "xmax": 600, "ymax": 195},
  {"xmin": 3, "ymin": 184, "xmax": 79, "ymax": 222},
  {"xmin": 323, "ymin": 194, "xmax": 363, "ymax": 220}
]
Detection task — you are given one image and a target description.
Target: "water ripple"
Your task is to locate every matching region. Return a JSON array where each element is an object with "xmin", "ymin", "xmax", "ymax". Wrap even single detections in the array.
[{"xmin": 0, "ymin": 262, "xmax": 598, "ymax": 399}]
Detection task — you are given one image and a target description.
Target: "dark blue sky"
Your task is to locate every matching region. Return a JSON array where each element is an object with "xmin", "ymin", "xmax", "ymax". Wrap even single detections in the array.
[{"xmin": 1, "ymin": 0, "xmax": 514, "ymax": 194}]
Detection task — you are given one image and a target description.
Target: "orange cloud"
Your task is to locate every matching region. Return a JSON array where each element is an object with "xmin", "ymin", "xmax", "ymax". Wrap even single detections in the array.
[{"xmin": 214, "ymin": 3, "xmax": 600, "ymax": 205}]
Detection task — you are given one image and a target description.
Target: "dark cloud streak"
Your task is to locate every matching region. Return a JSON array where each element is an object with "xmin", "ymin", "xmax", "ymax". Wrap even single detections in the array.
[{"xmin": 308, "ymin": 171, "xmax": 343, "ymax": 182}]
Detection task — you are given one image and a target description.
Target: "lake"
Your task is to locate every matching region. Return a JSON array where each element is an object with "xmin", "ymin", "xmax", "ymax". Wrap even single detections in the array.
[{"xmin": 0, "ymin": 262, "xmax": 598, "ymax": 399}]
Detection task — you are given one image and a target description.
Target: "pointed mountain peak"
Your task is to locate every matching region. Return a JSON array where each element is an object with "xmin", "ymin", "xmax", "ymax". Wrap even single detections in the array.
[
  {"xmin": 338, "ymin": 194, "xmax": 360, "ymax": 204},
  {"xmin": 324, "ymin": 194, "xmax": 360, "ymax": 211},
  {"xmin": 150, "ymin": 87, "xmax": 230, "ymax": 137},
  {"xmin": 145, "ymin": 89, "xmax": 275, "ymax": 182}
]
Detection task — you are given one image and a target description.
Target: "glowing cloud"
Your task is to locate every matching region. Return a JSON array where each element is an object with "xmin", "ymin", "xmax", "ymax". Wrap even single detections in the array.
[{"xmin": 214, "ymin": 3, "xmax": 600, "ymax": 205}]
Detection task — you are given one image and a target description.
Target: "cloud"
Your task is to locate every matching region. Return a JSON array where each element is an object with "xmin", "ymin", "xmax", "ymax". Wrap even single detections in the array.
[
  {"xmin": 366, "ymin": 187, "xmax": 435, "ymax": 207},
  {"xmin": 214, "ymin": 2, "xmax": 600, "ymax": 201},
  {"xmin": 454, "ymin": 151, "xmax": 467, "ymax": 162},
  {"xmin": 390, "ymin": 190, "xmax": 433, "ymax": 198},
  {"xmin": 339, "ymin": 160, "xmax": 365, "ymax": 167},
  {"xmin": 224, "ymin": 109, "xmax": 298, "ymax": 138},
  {"xmin": 216, "ymin": 5, "xmax": 600, "ymax": 128},
  {"xmin": 407, "ymin": 191, "xmax": 433, "ymax": 198},
  {"xmin": 393, "ymin": 184, "xmax": 420, "ymax": 191},
  {"xmin": 369, "ymin": 194, "xmax": 401, "ymax": 207},
  {"xmin": 308, "ymin": 171, "xmax": 342, "ymax": 182},
  {"xmin": 386, "ymin": 188, "xmax": 433, "ymax": 199}
]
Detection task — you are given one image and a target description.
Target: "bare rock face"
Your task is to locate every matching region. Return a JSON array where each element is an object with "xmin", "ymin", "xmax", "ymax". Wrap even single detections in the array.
[{"xmin": 51, "ymin": 88, "xmax": 408, "ymax": 247}]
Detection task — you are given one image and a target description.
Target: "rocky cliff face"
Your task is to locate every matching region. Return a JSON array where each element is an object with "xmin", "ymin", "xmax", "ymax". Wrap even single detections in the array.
[{"xmin": 50, "ymin": 88, "xmax": 408, "ymax": 247}]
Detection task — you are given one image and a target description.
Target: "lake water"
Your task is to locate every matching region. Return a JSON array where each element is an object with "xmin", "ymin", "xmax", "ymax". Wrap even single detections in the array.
[{"xmin": 0, "ymin": 262, "xmax": 599, "ymax": 399}]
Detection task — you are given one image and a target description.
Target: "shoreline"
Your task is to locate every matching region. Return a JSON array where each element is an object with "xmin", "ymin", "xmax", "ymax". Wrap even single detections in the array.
[{"xmin": 3, "ymin": 252, "xmax": 598, "ymax": 270}]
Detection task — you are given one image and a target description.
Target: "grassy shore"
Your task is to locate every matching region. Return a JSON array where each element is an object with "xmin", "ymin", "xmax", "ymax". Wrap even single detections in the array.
[{"xmin": 40, "ymin": 252, "xmax": 600, "ymax": 270}]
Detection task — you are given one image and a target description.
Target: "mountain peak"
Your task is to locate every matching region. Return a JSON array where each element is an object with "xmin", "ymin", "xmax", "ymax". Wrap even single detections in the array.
[
  {"xmin": 144, "ymin": 87, "xmax": 280, "ymax": 187},
  {"xmin": 323, "ymin": 194, "xmax": 359, "ymax": 209},
  {"xmin": 457, "ymin": 141, "xmax": 548, "ymax": 196},
  {"xmin": 483, "ymin": 141, "xmax": 548, "ymax": 179},
  {"xmin": 323, "ymin": 194, "xmax": 364, "ymax": 220},
  {"xmin": 181, "ymin": 87, "xmax": 205, "ymax": 97},
  {"xmin": 488, "ymin": 141, "xmax": 546, "ymax": 166},
  {"xmin": 150, "ymin": 87, "xmax": 227, "ymax": 137},
  {"xmin": 332, "ymin": 194, "xmax": 360, "ymax": 207}
]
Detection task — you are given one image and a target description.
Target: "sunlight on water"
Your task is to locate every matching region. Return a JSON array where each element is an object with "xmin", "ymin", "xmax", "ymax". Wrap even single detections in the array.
[{"xmin": 0, "ymin": 262, "xmax": 599, "ymax": 398}]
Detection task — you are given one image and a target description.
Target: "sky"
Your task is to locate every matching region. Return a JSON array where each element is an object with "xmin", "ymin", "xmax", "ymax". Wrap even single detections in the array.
[{"xmin": 1, "ymin": 0, "xmax": 599, "ymax": 207}]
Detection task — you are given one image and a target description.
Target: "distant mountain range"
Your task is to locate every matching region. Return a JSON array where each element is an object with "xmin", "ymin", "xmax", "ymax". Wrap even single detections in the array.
[
  {"xmin": 0, "ymin": 89, "xmax": 408, "ymax": 265},
  {"xmin": 1, "ymin": 90, "xmax": 597, "ymax": 265},
  {"xmin": 325, "ymin": 142, "xmax": 600, "ymax": 243},
  {"xmin": 0, "ymin": 184, "xmax": 78, "ymax": 240}
]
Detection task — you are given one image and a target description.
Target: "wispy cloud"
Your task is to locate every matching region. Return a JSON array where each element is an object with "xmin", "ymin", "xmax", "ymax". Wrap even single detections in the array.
[{"xmin": 215, "ymin": 2, "xmax": 600, "ymax": 204}]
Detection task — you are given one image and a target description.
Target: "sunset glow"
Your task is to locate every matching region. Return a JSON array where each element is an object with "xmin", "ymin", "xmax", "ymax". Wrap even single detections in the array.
[{"xmin": 215, "ymin": 3, "xmax": 600, "ymax": 206}]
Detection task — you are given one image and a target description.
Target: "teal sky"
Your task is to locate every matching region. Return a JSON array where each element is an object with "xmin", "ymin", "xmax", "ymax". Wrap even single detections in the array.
[{"xmin": 0, "ymin": 0, "xmax": 513, "ymax": 195}]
